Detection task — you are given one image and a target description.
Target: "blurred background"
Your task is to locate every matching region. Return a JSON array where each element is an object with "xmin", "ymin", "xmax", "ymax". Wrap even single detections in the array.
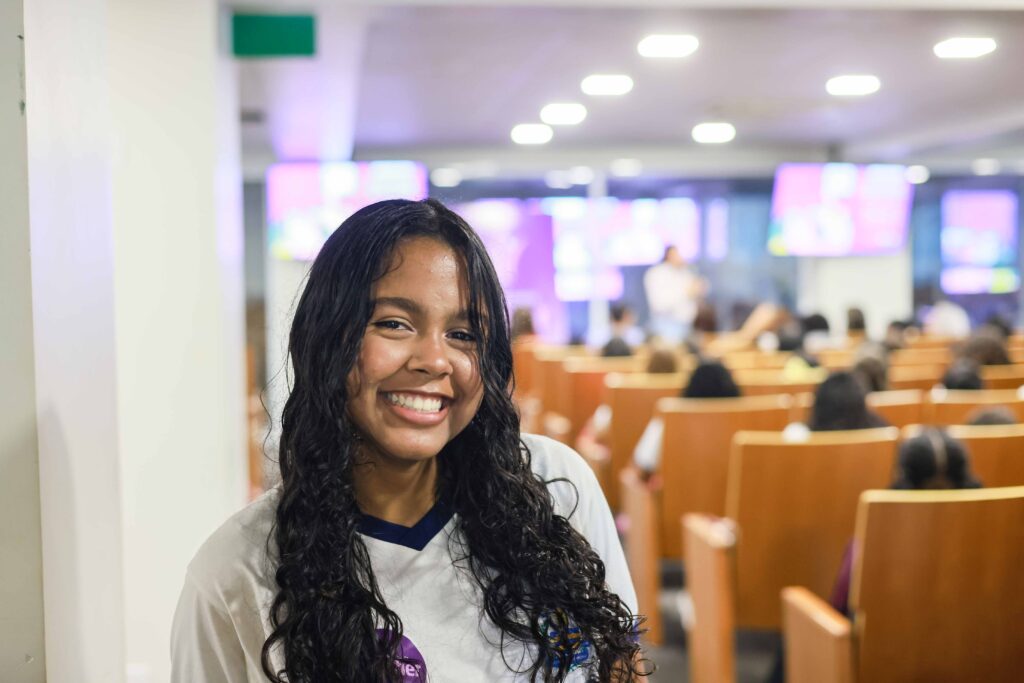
[{"xmin": 5, "ymin": 0, "xmax": 1024, "ymax": 681}]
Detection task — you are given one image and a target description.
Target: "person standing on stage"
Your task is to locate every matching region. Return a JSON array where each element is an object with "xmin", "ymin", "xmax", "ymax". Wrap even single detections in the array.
[{"xmin": 643, "ymin": 245, "xmax": 704, "ymax": 343}]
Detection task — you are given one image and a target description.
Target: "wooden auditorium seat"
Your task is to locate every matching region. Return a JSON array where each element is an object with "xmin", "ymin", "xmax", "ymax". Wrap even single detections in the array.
[
  {"xmin": 682, "ymin": 514, "xmax": 738, "ymax": 683},
  {"xmin": 619, "ymin": 468, "xmax": 663, "ymax": 645},
  {"xmin": 655, "ymin": 395, "xmax": 793, "ymax": 558},
  {"xmin": 865, "ymin": 389, "xmax": 924, "ymax": 428},
  {"xmin": 889, "ymin": 346, "xmax": 952, "ymax": 366},
  {"xmin": 783, "ymin": 487, "xmax": 1024, "ymax": 683},
  {"xmin": 924, "ymin": 388, "xmax": 1024, "ymax": 425},
  {"xmin": 561, "ymin": 355, "xmax": 646, "ymax": 442},
  {"xmin": 887, "ymin": 364, "xmax": 943, "ymax": 391},
  {"xmin": 980, "ymin": 363, "xmax": 1024, "ymax": 390},
  {"xmin": 905, "ymin": 335, "xmax": 958, "ymax": 349},
  {"xmin": 942, "ymin": 423, "xmax": 1024, "ymax": 487},
  {"xmin": 732, "ymin": 368, "xmax": 825, "ymax": 397},
  {"xmin": 604, "ymin": 372, "xmax": 685, "ymax": 510},
  {"xmin": 683, "ymin": 429, "xmax": 897, "ymax": 681}
]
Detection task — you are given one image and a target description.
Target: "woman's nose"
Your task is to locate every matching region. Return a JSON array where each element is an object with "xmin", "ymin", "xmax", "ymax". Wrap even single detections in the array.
[{"xmin": 410, "ymin": 333, "xmax": 454, "ymax": 376}]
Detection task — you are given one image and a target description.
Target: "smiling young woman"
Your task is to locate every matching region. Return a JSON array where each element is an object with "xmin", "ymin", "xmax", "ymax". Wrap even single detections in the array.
[{"xmin": 170, "ymin": 199, "xmax": 645, "ymax": 682}]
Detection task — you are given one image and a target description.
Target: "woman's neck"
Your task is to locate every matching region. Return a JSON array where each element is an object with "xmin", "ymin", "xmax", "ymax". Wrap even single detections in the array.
[{"xmin": 353, "ymin": 450, "xmax": 439, "ymax": 527}]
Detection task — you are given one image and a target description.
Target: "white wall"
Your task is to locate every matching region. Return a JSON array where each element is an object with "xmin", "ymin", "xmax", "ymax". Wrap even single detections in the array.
[
  {"xmin": 23, "ymin": 0, "xmax": 127, "ymax": 679},
  {"xmin": 0, "ymin": 2, "xmax": 45, "ymax": 679},
  {"xmin": 106, "ymin": 1, "xmax": 247, "ymax": 680},
  {"xmin": 796, "ymin": 246, "xmax": 913, "ymax": 339}
]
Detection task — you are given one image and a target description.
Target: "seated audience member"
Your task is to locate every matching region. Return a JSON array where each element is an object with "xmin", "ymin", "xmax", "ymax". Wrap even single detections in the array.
[
  {"xmin": 960, "ymin": 330, "xmax": 1011, "ymax": 366},
  {"xmin": 942, "ymin": 359, "xmax": 984, "ymax": 390},
  {"xmin": 983, "ymin": 314, "xmax": 1013, "ymax": 340},
  {"xmin": 682, "ymin": 359, "xmax": 741, "ymax": 399},
  {"xmin": 633, "ymin": 360, "xmax": 741, "ymax": 471},
  {"xmin": 967, "ymin": 405, "xmax": 1017, "ymax": 426},
  {"xmin": 645, "ymin": 348, "xmax": 679, "ymax": 375},
  {"xmin": 830, "ymin": 428, "xmax": 981, "ymax": 616},
  {"xmin": 601, "ymin": 302, "xmax": 636, "ymax": 357},
  {"xmin": 510, "ymin": 307, "xmax": 538, "ymax": 343},
  {"xmin": 808, "ymin": 371, "xmax": 888, "ymax": 431},
  {"xmin": 851, "ymin": 342, "xmax": 889, "ymax": 393},
  {"xmin": 923, "ymin": 299, "xmax": 971, "ymax": 339},
  {"xmin": 801, "ymin": 312, "xmax": 833, "ymax": 352},
  {"xmin": 846, "ymin": 307, "xmax": 867, "ymax": 339},
  {"xmin": 883, "ymin": 319, "xmax": 909, "ymax": 352}
]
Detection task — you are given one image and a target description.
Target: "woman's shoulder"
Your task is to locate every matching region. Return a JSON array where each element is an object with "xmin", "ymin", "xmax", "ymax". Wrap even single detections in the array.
[
  {"xmin": 185, "ymin": 487, "xmax": 280, "ymax": 603},
  {"xmin": 520, "ymin": 433, "xmax": 593, "ymax": 482}
]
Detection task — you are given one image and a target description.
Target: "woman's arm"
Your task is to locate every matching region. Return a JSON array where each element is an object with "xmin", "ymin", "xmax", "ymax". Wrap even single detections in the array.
[{"xmin": 170, "ymin": 572, "xmax": 249, "ymax": 683}]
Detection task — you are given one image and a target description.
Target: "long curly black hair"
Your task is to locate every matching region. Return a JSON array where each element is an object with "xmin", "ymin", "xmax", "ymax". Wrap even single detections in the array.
[{"xmin": 261, "ymin": 199, "xmax": 644, "ymax": 682}]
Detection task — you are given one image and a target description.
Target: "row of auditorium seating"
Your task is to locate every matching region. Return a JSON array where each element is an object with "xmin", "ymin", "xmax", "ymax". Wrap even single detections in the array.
[{"xmin": 622, "ymin": 424, "xmax": 1024, "ymax": 645}]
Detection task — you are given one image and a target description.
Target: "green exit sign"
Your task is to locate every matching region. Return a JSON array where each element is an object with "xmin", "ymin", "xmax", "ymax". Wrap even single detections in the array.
[{"xmin": 232, "ymin": 14, "xmax": 316, "ymax": 58}]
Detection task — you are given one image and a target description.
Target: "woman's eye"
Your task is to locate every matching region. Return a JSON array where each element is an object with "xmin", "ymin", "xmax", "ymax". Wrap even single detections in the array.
[
  {"xmin": 373, "ymin": 319, "xmax": 409, "ymax": 331},
  {"xmin": 449, "ymin": 330, "xmax": 477, "ymax": 343}
]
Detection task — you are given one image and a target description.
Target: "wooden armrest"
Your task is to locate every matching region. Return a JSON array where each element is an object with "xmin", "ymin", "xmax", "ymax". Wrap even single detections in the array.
[
  {"xmin": 781, "ymin": 586, "xmax": 853, "ymax": 683},
  {"xmin": 682, "ymin": 514, "xmax": 737, "ymax": 683},
  {"xmin": 619, "ymin": 467, "xmax": 663, "ymax": 645}
]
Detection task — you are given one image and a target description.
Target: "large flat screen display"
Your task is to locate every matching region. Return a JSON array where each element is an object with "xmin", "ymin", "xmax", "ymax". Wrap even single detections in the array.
[
  {"xmin": 768, "ymin": 163, "xmax": 913, "ymax": 256},
  {"xmin": 940, "ymin": 189, "xmax": 1020, "ymax": 294},
  {"xmin": 267, "ymin": 161, "xmax": 428, "ymax": 260}
]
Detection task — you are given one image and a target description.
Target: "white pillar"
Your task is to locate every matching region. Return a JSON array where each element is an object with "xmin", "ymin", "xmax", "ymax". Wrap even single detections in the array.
[
  {"xmin": 106, "ymin": 2, "xmax": 247, "ymax": 680},
  {"xmin": 23, "ymin": 0, "xmax": 126, "ymax": 679},
  {"xmin": 23, "ymin": 1, "xmax": 247, "ymax": 681},
  {"xmin": 0, "ymin": 2, "xmax": 46, "ymax": 680}
]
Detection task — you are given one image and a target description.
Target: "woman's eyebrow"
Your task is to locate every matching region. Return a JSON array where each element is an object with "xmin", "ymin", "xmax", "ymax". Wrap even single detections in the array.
[{"xmin": 372, "ymin": 296, "xmax": 423, "ymax": 316}]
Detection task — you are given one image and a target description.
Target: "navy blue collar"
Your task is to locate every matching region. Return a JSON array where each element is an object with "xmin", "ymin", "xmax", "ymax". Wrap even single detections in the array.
[{"xmin": 357, "ymin": 500, "xmax": 454, "ymax": 551}]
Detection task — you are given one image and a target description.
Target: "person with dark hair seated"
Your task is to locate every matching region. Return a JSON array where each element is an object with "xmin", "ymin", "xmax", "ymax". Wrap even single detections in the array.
[
  {"xmin": 942, "ymin": 358, "xmax": 984, "ymax": 390},
  {"xmin": 634, "ymin": 359, "xmax": 741, "ymax": 471},
  {"xmin": 830, "ymin": 428, "xmax": 981, "ymax": 615},
  {"xmin": 983, "ymin": 314, "xmax": 1013, "ymax": 340},
  {"xmin": 967, "ymin": 405, "xmax": 1017, "ymax": 425},
  {"xmin": 600, "ymin": 301, "xmax": 636, "ymax": 357},
  {"xmin": 808, "ymin": 371, "xmax": 888, "ymax": 431},
  {"xmin": 846, "ymin": 307, "xmax": 867, "ymax": 338},
  {"xmin": 851, "ymin": 354, "xmax": 888, "ymax": 393},
  {"xmin": 682, "ymin": 359, "xmax": 741, "ymax": 399},
  {"xmin": 960, "ymin": 330, "xmax": 1012, "ymax": 366}
]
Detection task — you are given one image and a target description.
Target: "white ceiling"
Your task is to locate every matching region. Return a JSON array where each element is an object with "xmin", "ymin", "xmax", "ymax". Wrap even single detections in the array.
[{"xmin": 239, "ymin": 2, "xmax": 1024, "ymax": 176}]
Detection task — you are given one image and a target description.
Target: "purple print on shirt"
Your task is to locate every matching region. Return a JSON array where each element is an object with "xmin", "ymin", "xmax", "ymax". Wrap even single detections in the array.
[{"xmin": 376, "ymin": 630, "xmax": 427, "ymax": 682}]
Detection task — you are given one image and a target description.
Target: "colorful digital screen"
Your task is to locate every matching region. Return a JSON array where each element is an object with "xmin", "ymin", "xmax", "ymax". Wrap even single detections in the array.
[
  {"xmin": 539, "ymin": 197, "xmax": 700, "ymax": 301},
  {"xmin": 451, "ymin": 200, "xmax": 564, "ymax": 342},
  {"xmin": 940, "ymin": 190, "xmax": 1020, "ymax": 294},
  {"xmin": 267, "ymin": 161, "xmax": 428, "ymax": 260},
  {"xmin": 768, "ymin": 163, "xmax": 913, "ymax": 256}
]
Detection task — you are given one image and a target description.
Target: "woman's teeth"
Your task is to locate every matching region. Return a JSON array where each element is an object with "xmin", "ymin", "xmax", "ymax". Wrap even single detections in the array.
[{"xmin": 386, "ymin": 392, "xmax": 443, "ymax": 413}]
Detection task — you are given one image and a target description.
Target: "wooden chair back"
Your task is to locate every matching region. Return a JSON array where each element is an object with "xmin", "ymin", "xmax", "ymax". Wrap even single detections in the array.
[
  {"xmin": 657, "ymin": 395, "xmax": 793, "ymax": 558},
  {"xmin": 906, "ymin": 335, "xmax": 957, "ymax": 349},
  {"xmin": 733, "ymin": 368, "xmax": 825, "ymax": 397},
  {"xmin": 888, "ymin": 364, "xmax": 943, "ymax": 391},
  {"xmin": 683, "ymin": 514, "xmax": 738, "ymax": 683},
  {"xmin": 727, "ymin": 429, "xmax": 898, "ymax": 628},
  {"xmin": 851, "ymin": 487, "xmax": 1024, "ymax": 683},
  {"xmin": 889, "ymin": 347, "xmax": 952, "ymax": 366},
  {"xmin": 605, "ymin": 373, "xmax": 685, "ymax": 510},
  {"xmin": 619, "ymin": 468, "xmax": 663, "ymax": 645},
  {"xmin": 865, "ymin": 389, "xmax": 924, "ymax": 428},
  {"xmin": 943, "ymin": 424, "xmax": 1024, "ymax": 487},
  {"xmin": 981, "ymin": 364, "xmax": 1024, "ymax": 390},
  {"xmin": 721, "ymin": 350, "xmax": 789, "ymax": 371},
  {"xmin": 562, "ymin": 356, "xmax": 647, "ymax": 442},
  {"xmin": 924, "ymin": 388, "xmax": 1024, "ymax": 425},
  {"xmin": 530, "ymin": 345, "xmax": 588, "ymax": 413}
]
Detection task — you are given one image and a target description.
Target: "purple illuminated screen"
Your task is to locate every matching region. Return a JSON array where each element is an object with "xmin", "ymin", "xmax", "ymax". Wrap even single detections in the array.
[
  {"xmin": 940, "ymin": 190, "xmax": 1020, "ymax": 294},
  {"xmin": 768, "ymin": 163, "xmax": 913, "ymax": 256},
  {"xmin": 267, "ymin": 161, "xmax": 427, "ymax": 261}
]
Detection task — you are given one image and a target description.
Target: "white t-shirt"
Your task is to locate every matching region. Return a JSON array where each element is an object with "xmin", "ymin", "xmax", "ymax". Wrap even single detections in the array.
[
  {"xmin": 171, "ymin": 434, "xmax": 637, "ymax": 683},
  {"xmin": 643, "ymin": 262, "xmax": 697, "ymax": 324}
]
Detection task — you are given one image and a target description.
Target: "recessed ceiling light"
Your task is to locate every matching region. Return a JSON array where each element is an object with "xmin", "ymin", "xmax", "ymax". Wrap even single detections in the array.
[
  {"xmin": 430, "ymin": 167, "xmax": 462, "ymax": 188},
  {"xmin": 692, "ymin": 122, "xmax": 736, "ymax": 144},
  {"xmin": 905, "ymin": 165, "xmax": 930, "ymax": 185},
  {"xmin": 972, "ymin": 158, "xmax": 1001, "ymax": 176},
  {"xmin": 544, "ymin": 170, "xmax": 573, "ymax": 190},
  {"xmin": 610, "ymin": 158, "xmax": 643, "ymax": 177},
  {"xmin": 568, "ymin": 166, "xmax": 595, "ymax": 185},
  {"xmin": 934, "ymin": 37, "xmax": 997, "ymax": 59},
  {"xmin": 540, "ymin": 103, "xmax": 587, "ymax": 126},
  {"xmin": 638, "ymin": 34, "xmax": 699, "ymax": 59},
  {"xmin": 511, "ymin": 123, "xmax": 553, "ymax": 145},
  {"xmin": 581, "ymin": 74, "xmax": 634, "ymax": 96},
  {"xmin": 826, "ymin": 74, "xmax": 881, "ymax": 97}
]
